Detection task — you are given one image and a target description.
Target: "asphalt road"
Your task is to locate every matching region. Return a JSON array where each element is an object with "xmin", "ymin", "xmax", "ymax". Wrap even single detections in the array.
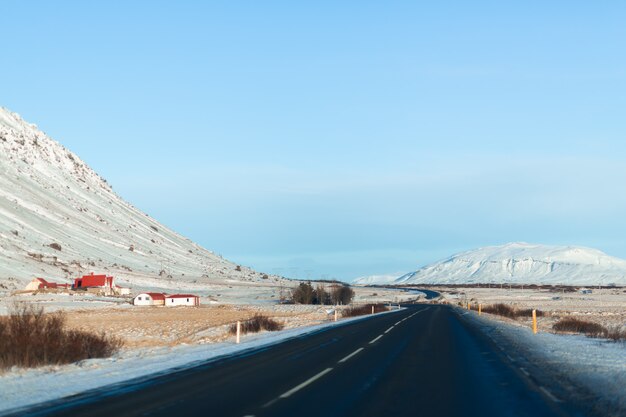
[{"xmin": 19, "ymin": 305, "xmax": 584, "ymax": 417}]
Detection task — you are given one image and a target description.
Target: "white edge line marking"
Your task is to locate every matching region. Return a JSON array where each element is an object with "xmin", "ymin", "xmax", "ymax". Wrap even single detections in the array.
[
  {"xmin": 519, "ymin": 367, "xmax": 530, "ymax": 376},
  {"xmin": 279, "ymin": 368, "xmax": 334, "ymax": 399},
  {"xmin": 384, "ymin": 326, "xmax": 394, "ymax": 333},
  {"xmin": 338, "ymin": 347, "xmax": 364, "ymax": 363},
  {"xmin": 539, "ymin": 386, "xmax": 562, "ymax": 403},
  {"xmin": 369, "ymin": 335, "xmax": 384, "ymax": 344},
  {"xmin": 395, "ymin": 321, "xmax": 401, "ymax": 325}
]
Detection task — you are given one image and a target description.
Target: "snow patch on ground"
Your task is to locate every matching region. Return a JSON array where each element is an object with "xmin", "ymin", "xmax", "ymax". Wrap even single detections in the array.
[{"xmin": 464, "ymin": 310, "xmax": 626, "ymax": 416}]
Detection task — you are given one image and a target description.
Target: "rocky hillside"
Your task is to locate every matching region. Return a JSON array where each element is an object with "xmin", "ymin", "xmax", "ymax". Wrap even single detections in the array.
[
  {"xmin": 0, "ymin": 107, "xmax": 277, "ymax": 293},
  {"xmin": 379, "ymin": 243, "xmax": 626, "ymax": 286}
]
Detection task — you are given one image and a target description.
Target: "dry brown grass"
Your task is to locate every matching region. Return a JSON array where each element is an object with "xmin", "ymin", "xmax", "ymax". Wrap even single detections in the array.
[{"xmin": 0, "ymin": 304, "xmax": 122, "ymax": 371}]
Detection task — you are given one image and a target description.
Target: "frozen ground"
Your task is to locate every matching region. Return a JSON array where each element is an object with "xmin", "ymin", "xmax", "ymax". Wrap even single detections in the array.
[
  {"xmin": 0, "ymin": 309, "xmax": 402, "ymax": 415},
  {"xmin": 463, "ymin": 309, "xmax": 626, "ymax": 417}
]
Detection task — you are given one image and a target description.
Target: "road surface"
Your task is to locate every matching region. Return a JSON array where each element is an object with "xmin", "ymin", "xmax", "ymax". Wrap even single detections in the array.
[{"xmin": 18, "ymin": 305, "xmax": 585, "ymax": 417}]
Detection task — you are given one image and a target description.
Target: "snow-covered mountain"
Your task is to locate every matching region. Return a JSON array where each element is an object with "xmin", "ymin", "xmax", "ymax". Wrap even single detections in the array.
[
  {"xmin": 0, "ymin": 107, "xmax": 279, "ymax": 293},
  {"xmin": 394, "ymin": 243, "xmax": 626, "ymax": 286},
  {"xmin": 352, "ymin": 274, "xmax": 401, "ymax": 285}
]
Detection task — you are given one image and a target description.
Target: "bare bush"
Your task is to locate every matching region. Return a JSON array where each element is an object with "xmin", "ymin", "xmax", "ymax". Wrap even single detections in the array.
[
  {"xmin": 553, "ymin": 318, "xmax": 607, "ymax": 337},
  {"xmin": 480, "ymin": 303, "xmax": 544, "ymax": 319},
  {"xmin": 516, "ymin": 308, "xmax": 545, "ymax": 318},
  {"xmin": 603, "ymin": 326, "xmax": 626, "ymax": 342},
  {"xmin": 330, "ymin": 285, "xmax": 355, "ymax": 305},
  {"xmin": 342, "ymin": 304, "xmax": 388, "ymax": 318},
  {"xmin": 481, "ymin": 303, "xmax": 517, "ymax": 318},
  {"xmin": 229, "ymin": 314, "xmax": 284, "ymax": 335},
  {"xmin": 0, "ymin": 304, "xmax": 123, "ymax": 371}
]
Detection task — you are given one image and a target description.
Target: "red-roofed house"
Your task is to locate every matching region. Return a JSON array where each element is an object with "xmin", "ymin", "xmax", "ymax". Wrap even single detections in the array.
[
  {"xmin": 73, "ymin": 273, "xmax": 115, "ymax": 294},
  {"xmin": 165, "ymin": 294, "xmax": 200, "ymax": 307},
  {"xmin": 24, "ymin": 278, "xmax": 69, "ymax": 292},
  {"xmin": 133, "ymin": 293, "xmax": 167, "ymax": 306}
]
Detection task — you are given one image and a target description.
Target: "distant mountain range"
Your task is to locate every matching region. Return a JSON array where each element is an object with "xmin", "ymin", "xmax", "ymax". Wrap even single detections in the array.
[
  {"xmin": 354, "ymin": 243, "xmax": 626, "ymax": 286},
  {"xmin": 0, "ymin": 107, "xmax": 277, "ymax": 293}
]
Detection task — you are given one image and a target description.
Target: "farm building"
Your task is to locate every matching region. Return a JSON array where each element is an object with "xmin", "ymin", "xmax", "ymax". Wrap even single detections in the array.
[
  {"xmin": 165, "ymin": 294, "xmax": 200, "ymax": 307},
  {"xmin": 24, "ymin": 278, "xmax": 69, "ymax": 292},
  {"xmin": 115, "ymin": 286, "xmax": 131, "ymax": 296},
  {"xmin": 73, "ymin": 273, "xmax": 114, "ymax": 294},
  {"xmin": 133, "ymin": 293, "xmax": 166, "ymax": 306}
]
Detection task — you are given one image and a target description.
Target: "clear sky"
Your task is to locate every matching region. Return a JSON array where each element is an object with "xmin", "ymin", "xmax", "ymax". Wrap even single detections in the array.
[{"xmin": 3, "ymin": 2, "xmax": 626, "ymax": 281}]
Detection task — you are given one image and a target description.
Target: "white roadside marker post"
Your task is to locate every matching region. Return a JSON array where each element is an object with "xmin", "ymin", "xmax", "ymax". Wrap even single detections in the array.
[
  {"xmin": 334, "ymin": 309, "xmax": 338, "ymax": 322},
  {"xmin": 372, "ymin": 305, "xmax": 374, "ymax": 315},
  {"xmin": 236, "ymin": 321, "xmax": 241, "ymax": 344}
]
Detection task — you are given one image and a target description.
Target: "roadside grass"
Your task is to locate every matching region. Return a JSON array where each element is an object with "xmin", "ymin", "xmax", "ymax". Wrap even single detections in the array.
[
  {"xmin": 552, "ymin": 318, "xmax": 626, "ymax": 341},
  {"xmin": 0, "ymin": 304, "xmax": 123, "ymax": 371},
  {"xmin": 228, "ymin": 314, "xmax": 284, "ymax": 335},
  {"xmin": 342, "ymin": 304, "xmax": 389, "ymax": 318}
]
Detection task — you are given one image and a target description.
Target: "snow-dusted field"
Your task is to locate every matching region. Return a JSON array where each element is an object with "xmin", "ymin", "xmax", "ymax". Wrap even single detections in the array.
[{"xmin": 436, "ymin": 286, "xmax": 626, "ymax": 331}]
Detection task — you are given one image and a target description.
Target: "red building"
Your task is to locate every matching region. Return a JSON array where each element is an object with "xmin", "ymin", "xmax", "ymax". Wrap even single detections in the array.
[{"xmin": 73, "ymin": 273, "xmax": 114, "ymax": 290}]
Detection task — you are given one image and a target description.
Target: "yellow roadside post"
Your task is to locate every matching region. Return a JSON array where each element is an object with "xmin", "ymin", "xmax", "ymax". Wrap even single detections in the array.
[
  {"xmin": 532, "ymin": 309, "xmax": 538, "ymax": 334},
  {"xmin": 478, "ymin": 304, "xmax": 482, "ymax": 315}
]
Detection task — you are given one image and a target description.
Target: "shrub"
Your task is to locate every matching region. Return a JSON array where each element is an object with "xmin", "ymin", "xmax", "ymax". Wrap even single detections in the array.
[
  {"xmin": 229, "ymin": 314, "xmax": 284, "ymax": 335},
  {"xmin": 516, "ymin": 308, "xmax": 545, "ymax": 318},
  {"xmin": 480, "ymin": 304, "xmax": 544, "ymax": 319},
  {"xmin": 292, "ymin": 282, "xmax": 315, "ymax": 304},
  {"xmin": 0, "ymin": 304, "xmax": 123, "ymax": 371},
  {"xmin": 603, "ymin": 326, "xmax": 626, "ymax": 342},
  {"xmin": 330, "ymin": 285, "xmax": 355, "ymax": 305},
  {"xmin": 481, "ymin": 303, "xmax": 517, "ymax": 318},
  {"xmin": 553, "ymin": 318, "xmax": 607, "ymax": 337},
  {"xmin": 342, "ymin": 304, "xmax": 388, "ymax": 318}
]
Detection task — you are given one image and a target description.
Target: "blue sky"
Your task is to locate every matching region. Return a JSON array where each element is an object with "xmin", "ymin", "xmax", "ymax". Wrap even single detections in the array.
[{"xmin": 2, "ymin": 2, "xmax": 626, "ymax": 281}]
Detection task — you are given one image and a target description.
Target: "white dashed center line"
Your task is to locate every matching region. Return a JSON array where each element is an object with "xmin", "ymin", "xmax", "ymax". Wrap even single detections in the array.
[
  {"xmin": 338, "ymin": 348, "xmax": 364, "ymax": 364},
  {"xmin": 384, "ymin": 326, "xmax": 394, "ymax": 334},
  {"xmin": 369, "ymin": 335, "xmax": 384, "ymax": 344},
  {"xmin": 279, "ymin": 368, "xmax": 334, "ymax": 399}
]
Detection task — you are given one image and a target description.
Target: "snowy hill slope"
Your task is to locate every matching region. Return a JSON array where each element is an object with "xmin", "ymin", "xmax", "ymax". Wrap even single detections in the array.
[
  {"xmin": 394, "ymin": 243, "xmax": 626, "ymax": 286},
  {"xmin": 351, "ymin": 274, "xmax": 403, "ymax": 285},
  {"xmin": 0, "ymin": 107, "xmax": 277, "ymax": 293}
]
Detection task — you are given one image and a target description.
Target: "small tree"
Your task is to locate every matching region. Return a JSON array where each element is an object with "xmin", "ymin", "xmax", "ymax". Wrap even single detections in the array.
[
  {"xmin": 330, "ymin": 285, "xmax": 355, "ymax": 305},
  {"xmin": 314, "ymin": 284, "xmax": 330, "ymax": 305},
  {"xmin": 291, "ymin": 282, "xmax": 315, "ymax": 304}
]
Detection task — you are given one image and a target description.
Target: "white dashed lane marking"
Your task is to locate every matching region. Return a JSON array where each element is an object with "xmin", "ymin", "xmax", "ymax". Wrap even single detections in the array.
[
  {"xmin": 279, "ymin": 368, "xmax": 334, "ymax": 399},
  {"xmin": 338, "ymin": 348, "xmax": 364, "ymax": 364}
]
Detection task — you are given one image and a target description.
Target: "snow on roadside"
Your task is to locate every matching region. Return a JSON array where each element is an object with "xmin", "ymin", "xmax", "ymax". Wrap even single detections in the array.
[
  {"xmin": 462, "ymin": 310, "xmax": 626, "ymax": 416},
  {"xmin": 0, "ymin": 309, "xmax": 402, "ymax": 415}
]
